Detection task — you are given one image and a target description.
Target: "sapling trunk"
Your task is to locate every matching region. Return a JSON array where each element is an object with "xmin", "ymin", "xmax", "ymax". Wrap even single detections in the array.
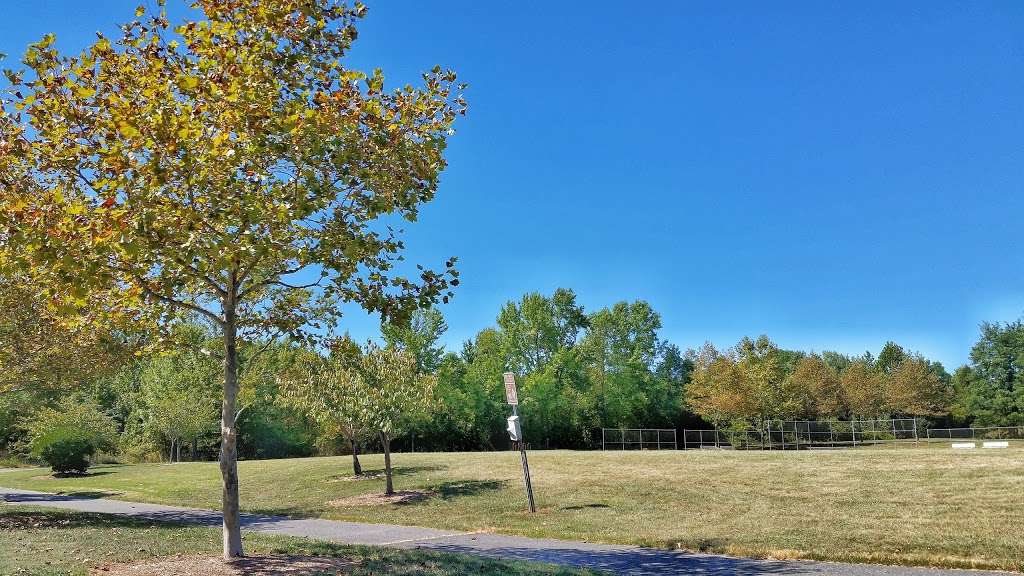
[
  {"xmin": 351, "ymin": 437, "xmax": 362, "ymax": 476},
  {"xmin": 380, "ymin": 431, "xmax": 393, "ymax": 495}
]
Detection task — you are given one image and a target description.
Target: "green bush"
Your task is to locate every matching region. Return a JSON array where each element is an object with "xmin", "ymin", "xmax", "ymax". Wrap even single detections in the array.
[{"xmin": 34, "ymin": 429, "xmax": 95, "ymax": 475}]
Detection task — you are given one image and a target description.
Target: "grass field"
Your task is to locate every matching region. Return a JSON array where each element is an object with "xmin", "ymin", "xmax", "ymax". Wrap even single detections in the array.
[
  {"xmin": 2, "ymin": 447, "xmax": 1022, "ymax": 571},
  {"xmin": 0, "ymin": 506, "xmax": 598, "ymax": 576}
]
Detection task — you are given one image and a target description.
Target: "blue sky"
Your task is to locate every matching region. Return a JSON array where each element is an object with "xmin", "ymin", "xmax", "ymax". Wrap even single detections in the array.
[{"xmin": 4, "ymin": 2, "xmax": 1023, "ymax": 368}]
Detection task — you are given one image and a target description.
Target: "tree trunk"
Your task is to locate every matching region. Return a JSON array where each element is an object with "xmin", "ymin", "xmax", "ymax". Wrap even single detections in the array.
[
  {"xmin": 220, "ymin": 303, "xmax": 244, "ymax": 559},
  {"xmin": 191, "ymin": 438, "xmax": 198, "ymax": 461},
  {"xmin": 350, "ymin": 437, "xmax": 362, "ymax": 476},
  {"xmin": 380, "ymin": 431, "xmax": 393, "ymax": 495}
]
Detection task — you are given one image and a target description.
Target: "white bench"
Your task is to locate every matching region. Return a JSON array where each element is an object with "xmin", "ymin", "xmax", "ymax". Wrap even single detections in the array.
[
  {"xmin": 982, "ymin": 441, "xmax": 1009, "ymax": 449},
  {"xmin": 951, "ymin": 442, "xmax": 976, "ymax": 449}
]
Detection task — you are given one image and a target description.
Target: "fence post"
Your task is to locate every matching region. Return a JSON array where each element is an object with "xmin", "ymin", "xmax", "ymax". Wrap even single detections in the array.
[{"xmin": 913, "ymin": 418, "xmax": 919, "ymax": 445}]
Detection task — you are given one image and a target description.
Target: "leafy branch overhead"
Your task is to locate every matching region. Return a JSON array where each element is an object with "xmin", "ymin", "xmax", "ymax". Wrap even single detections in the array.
[{"xmin": 0, "ymin": 0, "xmax": 467, "ymax": 339}]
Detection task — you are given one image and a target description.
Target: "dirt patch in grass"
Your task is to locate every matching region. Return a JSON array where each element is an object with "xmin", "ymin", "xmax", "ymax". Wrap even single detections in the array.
[
  {"xmin": 329, "ymin": 490, "xmax": 431, "ymax": 507},
  {"xmin": 92, "ymin": 554, "xmax": 356, "ymax": 575}
]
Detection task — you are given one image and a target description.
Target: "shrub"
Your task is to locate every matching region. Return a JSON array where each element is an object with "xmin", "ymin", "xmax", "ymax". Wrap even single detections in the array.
[{"xmin": 34, "ymin": 429, "xmax": 95, "ymax": 475}]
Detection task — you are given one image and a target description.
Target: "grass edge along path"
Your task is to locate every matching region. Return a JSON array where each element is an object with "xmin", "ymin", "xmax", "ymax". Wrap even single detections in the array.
[{"xmin": 0, "ymin": 505, "xmax": 603, "ymax": 576}]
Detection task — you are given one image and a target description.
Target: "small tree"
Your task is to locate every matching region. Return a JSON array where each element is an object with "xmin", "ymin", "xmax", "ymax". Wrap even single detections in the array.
[
  {"xmin": 278, "ymin": 340, "xmax": 372, "ymax": 476},
  {"xmin": 359, "ymin": 343, "xmax": 434, "ymax": 495},
  {"xmin": 1, "ymin": 0, "xmax": 464, "ymax": 558},
  {"xmin": 27, "ymin": 398, "xmax": 117, "ymax": 474}
]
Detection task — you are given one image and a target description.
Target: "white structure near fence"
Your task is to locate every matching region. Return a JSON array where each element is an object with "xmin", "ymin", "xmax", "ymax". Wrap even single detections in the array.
[{"xmin": 601, "ymin": 428, "xmax": 677, "ymax": 450}]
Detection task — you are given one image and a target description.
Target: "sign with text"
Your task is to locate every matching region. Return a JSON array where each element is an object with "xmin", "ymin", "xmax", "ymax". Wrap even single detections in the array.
[{"xmin": 503, "ymin": 372, "xmax": 519, "ymax": 405}]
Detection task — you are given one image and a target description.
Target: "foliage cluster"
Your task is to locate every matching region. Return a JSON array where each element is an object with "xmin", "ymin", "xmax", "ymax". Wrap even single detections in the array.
[{"xmin": 687, "ymin": 337, "xmax": 952, "ymax": 428}]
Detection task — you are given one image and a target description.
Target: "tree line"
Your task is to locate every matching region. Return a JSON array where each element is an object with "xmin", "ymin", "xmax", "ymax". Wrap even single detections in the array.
[{"xmin": 4, "ymin": 285, "xmax": 1022, "ymax": 469}]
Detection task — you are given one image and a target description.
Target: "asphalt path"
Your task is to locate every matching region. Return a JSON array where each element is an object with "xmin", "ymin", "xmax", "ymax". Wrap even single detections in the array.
[{"xmin": 1, "ymin": 486, "xmax": 1014, "ymax": 576}]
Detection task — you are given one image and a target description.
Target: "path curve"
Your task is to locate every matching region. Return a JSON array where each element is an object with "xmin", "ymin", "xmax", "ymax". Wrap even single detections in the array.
[{"xmin": 1, "ymin": 486, "xmax": 1014, "ymax": 576}]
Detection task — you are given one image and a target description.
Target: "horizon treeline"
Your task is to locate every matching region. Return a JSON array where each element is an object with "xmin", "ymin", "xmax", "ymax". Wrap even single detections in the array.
[{"xmin": 1, "ymin": 287, "xmax": 1021, "ymax": 461}]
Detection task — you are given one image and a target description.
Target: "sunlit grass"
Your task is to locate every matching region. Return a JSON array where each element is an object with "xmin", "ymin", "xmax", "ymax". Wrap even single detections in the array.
[{"xmin": 3, "ymin": 446, "xmax": 1023, "ymax": 571}]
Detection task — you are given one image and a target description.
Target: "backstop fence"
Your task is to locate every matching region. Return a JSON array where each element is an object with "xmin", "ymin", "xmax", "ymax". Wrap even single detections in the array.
[
  {"xmin": 682, "ymin": 418, "xmax": 920, "ymax": 450},
  {"xmin": 924, "ymin": 425, "xmax": 1024, "ymax": 442},
  {"xmin": 601, "ymin": 428, "xmax": 677, "ymax": 450}
]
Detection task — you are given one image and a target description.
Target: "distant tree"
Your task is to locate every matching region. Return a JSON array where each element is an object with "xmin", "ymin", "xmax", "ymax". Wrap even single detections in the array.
[
  {"xmin": 951, "ymin": 320, "xmax": 1024, "ymax": 426},
  {"xmin": 278, "ymin": 339, "xmax": 371, "ymax": 476},
  {"xmin": 821, "ymin": 351, "xmax": 854, "ymax": 373},
  {"xmin": 885, "ymin": 355, "xmax": 950, "ymax": 416},
  {"xmin": 840, "ymin": 360, "xmax": 885, "ymax": 418},
  {"xmin": 456, "ymin": 328, "xmax": 511, "ymax": 449},
  {"xmin": 650, "ymin": 343, "xmax": 692, "ymax": 426},
  {"xmin": 498, "ymin": 289, "xmax": 588, "ymax": 375},
  {"xmin": 1, "ymin": 0, "xmax": 464, "ymax": 557},
  {"xmin": 736, "ymin": 336, "xmax": 800, "ymax": 421},
  {"xmin": 686, "ymin": 343, "xmax": 758, "ymax": 426},
  {"xmin": 584, "ymin": 301, "xmax": 662, "ymax": 427},
  {"xmin": 876, "ymin": 341, "xmax": 907, "ymax": 376},
  {"xmin": 359, "ymin": 343, "xmax": 435, "ymax": 495},
  {"xmin": 138, "ymin": 346, "xmax": 220, "ymax": 462},
  {"xmin": 382, "ymin": 308, "xmax": 448, "ymax": 374},
  {"xmin": 787, "ymin": 354, "xmax": 844, "ymax": 417}
]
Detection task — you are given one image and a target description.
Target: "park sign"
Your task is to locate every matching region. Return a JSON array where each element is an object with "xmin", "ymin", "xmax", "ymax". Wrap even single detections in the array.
[
  {"xmin": 503, "ymin": 372, "xmax": 519, "ymax": 405},
  {"xmin": 501, "ymin": 371, "xmax": 535, "ymax": 513}
]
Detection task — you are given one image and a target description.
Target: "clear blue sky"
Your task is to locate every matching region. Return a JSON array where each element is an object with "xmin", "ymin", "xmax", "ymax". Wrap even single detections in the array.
[{"xmin": 5, "ymin": 1, "xmax": 1023, "ymax": 368}]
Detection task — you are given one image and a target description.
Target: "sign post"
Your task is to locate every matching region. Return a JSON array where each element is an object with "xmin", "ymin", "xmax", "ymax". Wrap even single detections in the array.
[{"xmin": 503, "ymin": 372, "xmax": 536, "ymax": 513}]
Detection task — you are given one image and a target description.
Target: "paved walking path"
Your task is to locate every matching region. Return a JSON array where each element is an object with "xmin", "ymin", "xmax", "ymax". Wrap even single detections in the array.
[{"xmin": 0, "ymin": 486, "xmax": 1013, "ymax": 576}]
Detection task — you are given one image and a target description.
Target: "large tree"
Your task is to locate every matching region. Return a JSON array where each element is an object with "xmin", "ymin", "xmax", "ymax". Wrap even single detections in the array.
[{"xmin": 0, "ymin": 0, "xmax": 464, "ymax": 558}]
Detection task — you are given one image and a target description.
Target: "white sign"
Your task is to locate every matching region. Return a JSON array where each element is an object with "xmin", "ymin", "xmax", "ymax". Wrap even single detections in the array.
[
  {"xmin": 951, "ymin": 442, "xmax": 976, "ymax": 449},
  {"xmin": 982, "ymin": 441, "xmax": 1009, "ymax": 449},
  {"xmin": 503, "ymin": 372, "xmax": 518, "ymax": 405}
]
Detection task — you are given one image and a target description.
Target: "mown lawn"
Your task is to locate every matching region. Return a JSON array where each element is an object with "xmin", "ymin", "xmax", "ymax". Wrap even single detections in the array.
[
  {"xmin": 2, "ymin": 447, "xmax": 1022, "ymax": 571},
  {"xmin": 0, "ymin": 506, "xmax": 599, "ymax": 576}
]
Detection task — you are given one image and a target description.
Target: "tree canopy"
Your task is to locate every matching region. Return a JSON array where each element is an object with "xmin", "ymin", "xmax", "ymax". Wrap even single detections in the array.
[{"xmin": 1, "ymin": 0, "xmax": 465, "ymax": 558}]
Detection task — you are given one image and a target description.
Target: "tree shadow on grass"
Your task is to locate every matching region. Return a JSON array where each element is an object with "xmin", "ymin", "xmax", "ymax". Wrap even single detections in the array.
[
  {"xmin": 559, "ymin": 503, "xmax": 610, "ymax": 511},
  {"xmin": 55, "ymin": 489, "xmax": 123, "ymax": 499},
  {"xmin": 325, "ymin": 464, "xmax": 447, "ymax": 483},
  {"xmin": 0, "ymin": 507, "xmax": 187, "ymax": 530},
  {"xmin": 431, "ymin": 480, "xmax": 506, "ymax": 501}
]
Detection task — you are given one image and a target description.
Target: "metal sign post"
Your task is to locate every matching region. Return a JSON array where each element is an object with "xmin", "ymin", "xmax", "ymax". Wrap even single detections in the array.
[{"xmin": 503, "ymin": 372, "xmax": 536, "ymax": 513}]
